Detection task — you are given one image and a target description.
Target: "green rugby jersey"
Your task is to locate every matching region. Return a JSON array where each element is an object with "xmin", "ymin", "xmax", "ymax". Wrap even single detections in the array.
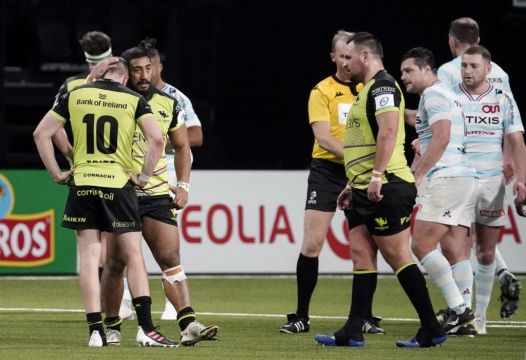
[
  {"xmin": 50, "ymin": 79, "xmax": 153, "ymax": 188},
  {"xmin": 132, "ymin": 87, "xmax": 184, "ymax": 197},
  {"xmin": 344, "ymin": 70, "xmax": 414, "ymax": 189}
]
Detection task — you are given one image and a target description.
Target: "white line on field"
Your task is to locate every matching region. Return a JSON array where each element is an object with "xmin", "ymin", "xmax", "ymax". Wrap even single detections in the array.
[{"xmin": 1, "ymin": 307, "xmax": 525, "ymax": 328}]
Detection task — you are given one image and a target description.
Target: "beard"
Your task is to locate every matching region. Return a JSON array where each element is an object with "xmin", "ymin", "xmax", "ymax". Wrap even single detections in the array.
[
  {"xmin": 350, "ymin": 71, "xmax": 364, "ymax": 84},
  {"xmin": 134, "ymin": 80, "xmax": 151, "ymax": 94},
  {"xmin": 462, "ymin": 76, "xmax": 485, "ymax": 90}
]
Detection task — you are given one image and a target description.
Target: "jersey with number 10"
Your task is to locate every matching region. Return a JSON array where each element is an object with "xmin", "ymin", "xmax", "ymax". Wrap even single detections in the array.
[{"xmin": 50, "ymin": 79, "xmax": 153, "ymax": 188}]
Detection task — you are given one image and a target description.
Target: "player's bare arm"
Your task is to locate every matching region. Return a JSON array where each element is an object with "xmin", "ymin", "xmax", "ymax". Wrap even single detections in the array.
[
  {"xmin": 412, "ymin": 120, "xmax": 450, "ymax": 185},
  {"xmin": 169, "ymin": 123, "xmax": 191, "ymax": 210},
  {"xmin": 507, "ymin": 131, "xmax": 526, "ymax": 204},
  {"xmin": 311, "ymin": 121, "xmax": 344, "ymax": 159},
  {"xmin": 33, "ymin": 113, "xmax": 73, "ymax": 184},
  {"xmin": 368, "ymin": 110, "xmax": 399, "ymax": 202}
]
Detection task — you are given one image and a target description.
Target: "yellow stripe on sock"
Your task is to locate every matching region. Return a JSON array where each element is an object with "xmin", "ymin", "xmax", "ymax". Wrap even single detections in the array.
[
  {"xmin": 177, "ymin": 313, "xmax": 195, "ymax": 323},
  {"xmin": 353, "ymin": 270, "xmax": 378, "ymax": 275},
  {"xmin": 395, "ymin": 262, "xmax": 416, "ymax": 276}
]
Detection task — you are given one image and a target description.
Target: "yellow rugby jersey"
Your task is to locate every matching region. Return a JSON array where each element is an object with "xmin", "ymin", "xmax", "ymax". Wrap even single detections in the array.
[
  {"xmin": 55, "ymin": 73, "xmax": 88, "ymax": 100},
  {"xmin": 308, "ymin": 75, "xmax": 361, "ymax": 164},
  {"xmin": 344, "ymin": 70, "xmax": 414, "ymax": 189},
  {"xmin": 132, "ymin": 87, "xmax": 184, "ymax": 197},
  {"xmin": 50, "ymin": 79, "xmax": 153, "ymax": 188}
]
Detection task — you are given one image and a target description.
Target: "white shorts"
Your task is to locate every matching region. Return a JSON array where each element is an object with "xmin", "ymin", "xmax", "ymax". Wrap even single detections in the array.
[
  {"xmin": 416, "ymin": 176, "xmax": 477, "ymax": 227},
  {"xmin": 476, "ymin": 175, "xmax": 507, "ymax": 227}
]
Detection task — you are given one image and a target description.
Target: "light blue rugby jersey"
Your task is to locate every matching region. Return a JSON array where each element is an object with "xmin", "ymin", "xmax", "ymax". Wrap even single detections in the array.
[
  {"xmin": 161, "ymin": 83, "xmax": 202, "ymax": 128},
  {"xmin": 450, "ymin": 82, "xmax": 524, "ymax": 178},
  {"xmin": 438, "ymin": 56, "xmax": 511, "ymax": 92},
  {"xmin": 416, "ymin": 80, "xmax": 477, "ymax": 179}
]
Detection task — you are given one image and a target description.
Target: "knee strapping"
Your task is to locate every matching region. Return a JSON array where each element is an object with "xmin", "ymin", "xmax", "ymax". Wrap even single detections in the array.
[{"xmin": 162, "ymin": 265, "xmax": 186, "ymax": 284}]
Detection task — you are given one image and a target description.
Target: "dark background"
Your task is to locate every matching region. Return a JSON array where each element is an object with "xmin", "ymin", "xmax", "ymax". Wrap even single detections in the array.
[{"xmin": 1, "ymin": 0, "xmax": 526, "ymax": 170}]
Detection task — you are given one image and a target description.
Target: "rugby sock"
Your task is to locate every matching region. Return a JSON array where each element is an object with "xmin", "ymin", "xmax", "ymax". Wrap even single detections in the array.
[
  {"xmin": 396, "ymin": 263, "xmax": 440, "ymax": 331},
  {"xmin": 421, "ymin": 249, "xmax": 466, "ymax": 314},
  {"xmin": 335, "ymin": 271, "xmax": 377, "ymax": 342},
  {"xmin": 348, "ymin": 271, "xmax": 377, "ymax": 321},
  {"xmin": 87, "ymin": 312, "xmax": 105, "ymax": 335},
  {"xmin": 295, "ymin": 253, "xmax": 318, "ymax": 318},
  {"xmin": 132, "ymin": 296, "xmax": 155, "ymax": 332},
  {"xmin": 451, "ymin": 260, "xmax": 473, "ymax": 308},
  {"xmin": 177, "ymin": 307, "xmax": 196, "ymax": 331},
  {"xmin": 104, "ymin": 316, "xmax": 122, "ymax": 332},
  {"xmin": 475, "ymin": 262, "xmax": 496, "ymax": 318}
]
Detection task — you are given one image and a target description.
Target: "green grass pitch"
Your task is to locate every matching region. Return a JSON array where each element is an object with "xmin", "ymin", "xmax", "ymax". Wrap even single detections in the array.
[{"xmin": 0, "ymin": 276, "xmax": 524, "ymax": 359}]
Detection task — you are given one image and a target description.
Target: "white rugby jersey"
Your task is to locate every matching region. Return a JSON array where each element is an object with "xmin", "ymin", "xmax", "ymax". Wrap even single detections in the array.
[
  {"xmin": 450, "ymin": 82, "xmax": 524, "ymax": 178},
  {"xmin": 416, "ymin": 80, "xmax": 476, "ymax": 179},
  {"xmin": 438, "ymin": 56, "xmax": 511, "ymax": 92},
  {"xmin": 161, "ymin": 83, "xmax": 202, "ymax": 128}
]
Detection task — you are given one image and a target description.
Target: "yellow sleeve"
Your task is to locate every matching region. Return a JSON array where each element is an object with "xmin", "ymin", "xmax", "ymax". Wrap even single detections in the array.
[
  {"xmin": 308, "ymin": 87, "xmax": 330, "ymax": 124},
  {"xmin": 47, "ymin": 110, "xmax": 66, "ymax": 123}
]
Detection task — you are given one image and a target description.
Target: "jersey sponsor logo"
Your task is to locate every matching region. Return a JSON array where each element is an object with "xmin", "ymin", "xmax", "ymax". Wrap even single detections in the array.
[
  {"xmin": 76, "ymin": 189, "xmax": 115, "ymax": 201},
  {"xmin": 76, "ymin": 98, "xmax": 128, "ymax": 109},
  {"xmin": 371, "ymin": 86, "xmax": 395, "ymax": 96},
  {"xmin": 465, "ymin": 114, "xmax": 501, "ymax": 125},
  {"xmin": 0, "ymin": 173, "xmax": 55, "ymax": 267},
  {"xmin": 482, "ymin": 104, "xmax": 500, "ymax": 113},
  {"xmin": 374, "ymin": 94, "xmax": 394, "ymax": 110},
  {"xmin": 112, "ymin": 220, "xmax": 137, "ymax": 228},
  {"xmin": 83, "ymin": 173, "xmax": 116, "ymax": 179},
  {"xmin": 98, "ymin": 93, "xmax": 107, "ymax": 100},
  {"xmin": 479, "ymin": 209, "xmax": 505, "ymax": 217},
  {"xmin": 158, "ymin": 110, "xmax": 169, "ymax": 118},
  {"xmin": 335, "ymin": 91, "xmax": 344, "ymax": 97},
  {"xmin": 487, "ymin": 77, "xmax": 503, "ymax": 84},
  {"xmin": 467, "ymin": 130, "xmax": 496, "ymax": 136},
  {"xmin": 62, "ymin": 215, "xmax": 87, "ymax": 223},
  {"xmin": 86, "ymin": 159, "xmax": 116, "ymax": 164},
  {"xmin": 347, "ymin": 117, "xmax": 361, "ymax": 128}
]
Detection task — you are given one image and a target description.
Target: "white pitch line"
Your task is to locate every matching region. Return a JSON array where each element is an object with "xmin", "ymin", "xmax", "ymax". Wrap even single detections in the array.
[{"xmin": 1, "ymin": 307, "xmax": 525, "ymax": 328}]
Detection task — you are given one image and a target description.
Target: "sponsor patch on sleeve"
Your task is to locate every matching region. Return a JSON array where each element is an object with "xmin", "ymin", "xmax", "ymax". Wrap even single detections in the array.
[{"xmin": 374, "ymin": 94, "xmax": 394, "ymax": 110}]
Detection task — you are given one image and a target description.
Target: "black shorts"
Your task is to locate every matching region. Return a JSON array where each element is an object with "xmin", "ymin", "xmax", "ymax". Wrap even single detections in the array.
[
  {"xmin": 345, "ymin": 176, "xmax": 416, "ymax": 236},
  {"xmin": 62, "ymin": 181, "xmax": 141, "ymax": 233},
  {"xmin": 305, "ymin": 158, "xmax": 347, "ymax": 212},
  {"xmin": 138, "ymin": 195, "xmax": 178, "ymax": 226}
]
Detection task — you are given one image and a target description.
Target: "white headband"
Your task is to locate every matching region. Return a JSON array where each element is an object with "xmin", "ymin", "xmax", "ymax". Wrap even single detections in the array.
[{"xmin": 84, "ymin": 47, "xmax": 112, "ymax": 63}]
